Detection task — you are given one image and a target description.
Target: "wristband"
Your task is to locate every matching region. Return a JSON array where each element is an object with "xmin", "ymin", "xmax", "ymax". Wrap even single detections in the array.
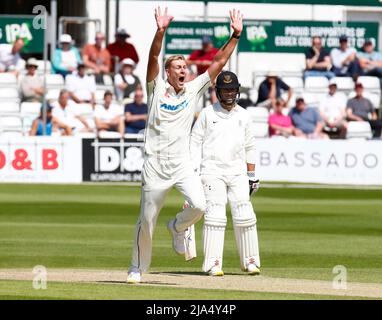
[{"xmin": 232, "ymin": 33, "xmax": 241, "ymax": 39}]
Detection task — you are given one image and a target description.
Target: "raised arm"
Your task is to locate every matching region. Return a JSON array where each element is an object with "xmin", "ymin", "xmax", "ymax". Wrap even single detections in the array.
[
  {"xmin": 208, "ymin": 9, "xmax": 243, "ymax": 80},
  {"xmin": 147, "ymin": 7, "xmax": 174, "ymax": 82}
]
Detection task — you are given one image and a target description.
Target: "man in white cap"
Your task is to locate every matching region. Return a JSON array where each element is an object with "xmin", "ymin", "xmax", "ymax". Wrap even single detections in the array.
[
  {"xmin": 20, "ymin": 58, "xmax": 44, "ymax": 102},
  {"xmin": 107, "ymin": 28, "xmax": 139, "ymax": 73},
  {"xmin": 52, "ymin": 34, "xmax": 82, "ymax": 77},
  {"xmin": 114, "ymin": 58, "xmax": 141, "ymax": 102}
]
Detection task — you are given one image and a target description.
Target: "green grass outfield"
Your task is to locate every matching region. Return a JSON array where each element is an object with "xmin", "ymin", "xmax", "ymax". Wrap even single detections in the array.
[{"xmin": 0, "ymin": 183, "xmax": 381, "ymax": 300}]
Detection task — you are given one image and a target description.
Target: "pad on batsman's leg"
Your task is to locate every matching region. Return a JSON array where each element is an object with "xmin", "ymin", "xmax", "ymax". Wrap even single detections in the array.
[
  {"xmin": 202, "ymin": 203, "xmax": 227, "ymax": 274},
  {"xmin": 231, "ymin": 201, "xmax": 261, "ymax": 274}
]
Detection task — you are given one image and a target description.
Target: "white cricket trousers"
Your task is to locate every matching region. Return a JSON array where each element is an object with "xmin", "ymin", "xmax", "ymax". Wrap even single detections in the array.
[{"xmin": 130, "ymin": 156, "xmax": 206, "ymax": 272}]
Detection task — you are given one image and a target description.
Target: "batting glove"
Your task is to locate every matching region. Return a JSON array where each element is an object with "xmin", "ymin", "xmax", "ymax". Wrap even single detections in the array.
[{"xmin": 248, "ymin": 171, "xmax": 260, "ymax": 196}]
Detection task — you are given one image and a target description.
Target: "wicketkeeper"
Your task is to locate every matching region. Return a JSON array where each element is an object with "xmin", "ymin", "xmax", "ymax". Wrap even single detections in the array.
[{"xmin": 190, "ymin": 70, "xmax": 261, "ymax": 276}]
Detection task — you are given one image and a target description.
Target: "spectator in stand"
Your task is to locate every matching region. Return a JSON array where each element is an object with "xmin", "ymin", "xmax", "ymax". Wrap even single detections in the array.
[
  {"xmin": 0, "ymin": 38, "xmax": 25, "ymax": 77},
  {"xmin": 357, "ymin": 39, "xmax": 382, "ymax": 86},
  {"xmin": 51, "ymin": 89, "xmax": 93, "ymax": 135},
  {"xmin": 82, "ymin": 32, "xmax": 111, "ymax": 84},
  {"xmin": 268, "ymin": 99, "xmax": 294, "ymax": 137},
  {"xmin": 289, "ymin": 97, "xmax": 328, "ymax": 139},
  {"xmin": 20, "ymin": 58, "xmax": 44, "ymax": 102},
  {"xmin": 114, "ymin": 58, "xmax": 141, "ymax": 102},
  {"xmin": 304, "ymin": 36, "xmax": 334, "ymax": 80},
  {"xmin": 124, "ymin": 88, "xmax": 148, "ymax": 134},
  {"xmin": 52, "ymin": 34, "xmax": 82, "ymax": 77},
  {"xmin": 187, "ymin": 35, "xmax": 219, "ymax": 104},
  {"xmin": 94, "ymin": 90, "xmax": 124, "ymax": 136},
  {"xmin": 66, "ymin": 63, "xmax": 96, "ymax": 106},
  {"xmin": 346, "ymin": 82, "xmax": 382, "ymax": 138},
  {"xmin": 256, "ymin": 71, "xmax": 293, "ymax": 109},
  {"xmin": 187, "ymin": 35, "xmax": 219, "ymax": 76},
  {"xmin": 319, "ymin": 79, "xmax": 347, "ymax": 138},
  {"xmin": 330, "ymin": 35, "xmax": 361, "ymax": 79},
  {"xmin": 107, "ymin": 28, "xmax": 139, "ymax": 73},
  {"xmin": 29, "ymin": 105, "xmax": 57, "ymax": 136}
]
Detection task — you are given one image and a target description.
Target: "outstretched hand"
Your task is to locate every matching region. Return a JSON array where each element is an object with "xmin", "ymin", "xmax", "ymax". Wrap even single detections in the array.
[
  {"xmin": 229, "ymin": 9, "xmax": 243, "ymax": 36},
  {"xmin": 155, "ymin": 6, "xmax": 174, "ymax": 31}
]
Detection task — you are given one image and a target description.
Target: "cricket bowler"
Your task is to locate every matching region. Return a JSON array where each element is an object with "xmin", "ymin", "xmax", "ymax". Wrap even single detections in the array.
[
  {"xmin": 190, "ymin": 71, "xmax": 261, "ymax": 276},
  {"xmin": 127, "ymin": 7, "xmax": 244, "ymax": 283}
]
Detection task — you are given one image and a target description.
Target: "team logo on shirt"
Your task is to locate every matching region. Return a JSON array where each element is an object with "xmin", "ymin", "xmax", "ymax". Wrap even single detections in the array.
[{"xmin": 160, "ymin": 99, "xmax": 189, "ymax": 111}]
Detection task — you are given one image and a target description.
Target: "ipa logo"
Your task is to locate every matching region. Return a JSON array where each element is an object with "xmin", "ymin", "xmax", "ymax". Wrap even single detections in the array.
[
  {"xmin": 246, "ymin": 25, "xmax": 268, "ymax": 43},
  {"xmin": 332, "ymin": 265, "xmax": 347, "ymax": 290},
  {"xmin": 5, "ymin": 24, "xmax": 33, "ymax": 43},
  {"xmin": 33, "ymin": 265, "xmax": 47, "ymax": 290},
  {"xmin": 214, "ymin": 26, "xmax": 230, "ymax": 40}
]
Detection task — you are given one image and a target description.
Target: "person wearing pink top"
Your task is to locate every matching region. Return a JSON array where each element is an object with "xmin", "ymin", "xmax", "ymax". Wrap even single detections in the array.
[{"xmin": 268, "ymin": 99, "xmax": 294, "ymax": 137}]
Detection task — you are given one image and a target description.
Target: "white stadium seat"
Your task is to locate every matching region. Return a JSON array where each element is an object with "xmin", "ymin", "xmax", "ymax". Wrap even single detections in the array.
[
  {"xmin": 0, "ymin": 88, "xmax": 20, "ymax": 103},
  {"xmin": 304, "ymin": 76, "xmax": 329, "ymax": 92},
  {"xmin": 46, "ymin": 89, "xmax": 61, "ymax": 102},
  {"xmin": 252, "ymin": 123, "xmax": 269, "ymax": 138},
  {"xmin": 246, "ymin": 106, "xmax": 269, "ymax": 123},
  {"xmin": 357, "ymin": 76, "xmax": 381, "ymax": 93},
  {"xmin": 20, "ymin": 102, "xmax": 42, "ymax": 134},
  {"xmin": 254, "ymin": 76, "xmax": 266, "ymax": 90},
  {"xmin": 20, "ymin": 102, "xmax": 41, "ymax": 117},
  {"xmin": 332, "ymin": 77, "xmax": 354, "ymax": 92},
  {"xmin": 75, "ymin": 132, "xmax": 97, "ymax": 138},
  {"xmin": 0, "ymin": 73, "xmax": 18, "ymax": 87},
  {"xmin": 76, "ymin": 103, "xmax": 94, "ymax": 117},
  {"xmin": 346, "ymin": 121, "xmax": 373, "ymax": 140},
  {"xmin": 300, "ymin": 92, "xmax": 326, "ymax": 109},
  {"xmin": 283, "ymin": 77, "xmax": 304, "ymax": 94},
  {"xmin": 98, "ymin": 131, "xmax": 122, "ymax": 139},
  {"xmin": 103, "ymin": 74, "xmax": 113, "ymax": 86},
  {"xmin": 36, "ymin": 60, "xmax": 52, "ymax": 74},
  {"xmin": 45, "ymin": 74, "xmax": 65, "ymax": 88},
  {"xmin": 0, "ymin": 116, "xmax": 23, "ymax": 131},
  {"xmin": 0, "ymin": 102, "xmax": 20, "ymax": 115},
  {"xmin": 0, "ymin": 131, "xmax": 23, "ymax": 138},
  {"xmin": 95, "ymin": 89, "xmax": 105, "ymax": 104}
]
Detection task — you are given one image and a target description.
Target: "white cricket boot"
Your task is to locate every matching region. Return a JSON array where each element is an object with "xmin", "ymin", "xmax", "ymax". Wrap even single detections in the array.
[
  {"xmin": 127, "ymin": 267, "xmax": 141, "ymax": 284},
  {"xmin": 167, "ymin": 219, "xmax": 185, "ymax": 255},
  {"xmin": 209, "ymin": 265, "xmax": 224, "ymax": 277},
  {"xmin": 246, "ymin": 263, "xmax": 261, "ymax": 275}
]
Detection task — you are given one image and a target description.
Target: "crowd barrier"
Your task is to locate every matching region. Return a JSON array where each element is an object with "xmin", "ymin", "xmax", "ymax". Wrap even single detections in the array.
[{"xmin": 0, "ymin": 136, "xmax": 381, "ymax": 185}]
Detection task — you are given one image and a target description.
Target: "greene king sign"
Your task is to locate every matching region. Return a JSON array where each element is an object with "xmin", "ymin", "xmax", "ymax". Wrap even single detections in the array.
[{"xmin": 165, "ymin": 21, "xmax": 230, "ymax": 54}]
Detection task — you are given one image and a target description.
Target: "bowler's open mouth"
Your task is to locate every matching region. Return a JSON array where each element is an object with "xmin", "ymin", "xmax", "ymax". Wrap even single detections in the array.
[{"xmin": 179, "ymin": 76, "xmax": 185, "ymax": 83}]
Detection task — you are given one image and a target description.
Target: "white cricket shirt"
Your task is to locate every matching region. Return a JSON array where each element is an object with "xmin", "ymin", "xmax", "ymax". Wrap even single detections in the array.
[
  {"xmin": 66, "ymin": 73, "xmax": 96, "ymax": 101},
  {"xmin": 190, "ymin": 103, "xmax": 257, "ymax": 176},
  {"xmin": 94, "ymin": 103, "xmax": 123, "ymax": 122},
  {"xmin": 145, "ymin": 71, "xmax": 210, "ymax": 159},
  {"xmin": 319, "ymin": 92, "xmax": 347, "ymax": 121}
]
